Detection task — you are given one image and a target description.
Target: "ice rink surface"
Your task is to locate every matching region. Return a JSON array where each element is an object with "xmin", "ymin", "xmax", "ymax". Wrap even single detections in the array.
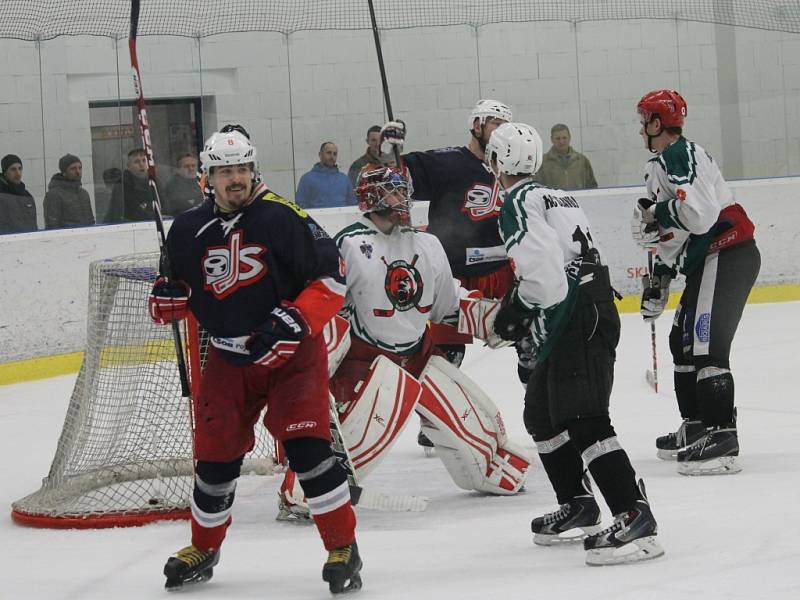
[{"xmin": 1, "ymin": 303, "xmax": 799, "ymax": 600}]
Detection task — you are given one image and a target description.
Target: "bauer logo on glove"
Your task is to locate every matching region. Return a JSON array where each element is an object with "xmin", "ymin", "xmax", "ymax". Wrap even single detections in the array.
[{"xmin": 246, "ymin": 303, "xmax": 310, "ymax": 368}]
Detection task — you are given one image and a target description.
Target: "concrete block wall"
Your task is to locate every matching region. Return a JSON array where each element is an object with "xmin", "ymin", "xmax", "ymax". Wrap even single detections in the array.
[{"xmin": 1, "ymin": 21, "xmax": 799, "ymax": 230}]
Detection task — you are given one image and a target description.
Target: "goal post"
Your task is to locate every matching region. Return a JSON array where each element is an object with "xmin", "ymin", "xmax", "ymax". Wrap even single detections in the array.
[{"xmin": 11, "ymin": 252, "xmax": 277, "ymax": 529}]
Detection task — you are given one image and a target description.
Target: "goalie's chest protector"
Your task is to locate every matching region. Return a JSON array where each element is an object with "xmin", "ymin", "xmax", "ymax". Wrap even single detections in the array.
[{"xmin": 336, "ymin": 217, "xmax": 448, "ymax": 354}]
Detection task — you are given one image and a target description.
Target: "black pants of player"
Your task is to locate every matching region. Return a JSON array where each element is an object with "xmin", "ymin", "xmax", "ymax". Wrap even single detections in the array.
[
  {"xmin": 523, "ymin": 274, "xmax": 639, "ymax": 515},
  {"xmin": 669, "ymin": 240, "xmax": 761, "ymax": 426}
]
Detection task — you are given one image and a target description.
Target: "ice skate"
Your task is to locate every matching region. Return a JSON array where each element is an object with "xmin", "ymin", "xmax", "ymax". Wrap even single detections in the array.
[
  {"xmin": 163, "ymin": 545, "xmax": 220, "ymax": 591},
  {"xmin": 655, "ymin": 418, "xmax": 705, "ymax": 460},
  {"xmin": 417, "ymin": 429, "xmax": 435, "ymax": 457},
  {"xmin": 531, "ymin": 495, "xmax": 601, "ymax": 546},
  {"xmin": 584, "ymin": 480, "xmax": 664, "ymax": 566},
  {"xmin": 322, "ymin": 541, "xmax": 363, "ymax": 594},
  {"xmin": 275, "ymin": 492, "xmax": 311, "ymax": 523},
  {"xmin": 677, "ymin": 425, "xmax": 741, "ymax": 475}
]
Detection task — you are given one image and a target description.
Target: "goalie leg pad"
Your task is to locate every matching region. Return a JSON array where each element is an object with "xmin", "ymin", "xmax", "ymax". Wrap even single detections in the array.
[
  {"xmin": 457, "ymin": 297, "xmax": 514, "ymax": 348},
  {"xmin": 339, "ymin": 355, "xmax": 423, "ymax": 480},
  {"xmin": 417, "ymin": 356, "xmax": 532, "ymax": 495},
  {"xmin": 323, "ymin": 315, "xmax": 351, "ymax": 378}
]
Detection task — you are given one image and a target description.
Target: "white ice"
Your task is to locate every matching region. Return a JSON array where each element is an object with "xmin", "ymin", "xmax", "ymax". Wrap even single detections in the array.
[{"xmin": 2, "ymin": 303, "xmax": 799, "ymax": 599}]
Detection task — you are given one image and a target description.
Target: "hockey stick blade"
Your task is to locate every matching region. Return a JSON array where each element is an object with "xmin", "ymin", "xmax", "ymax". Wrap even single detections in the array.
[{"xmin": 356, "ymin": 488, "xmax": 429, "ymax": 512}]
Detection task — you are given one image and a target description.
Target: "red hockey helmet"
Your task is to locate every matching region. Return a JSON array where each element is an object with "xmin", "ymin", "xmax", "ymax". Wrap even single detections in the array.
[
  {"xmin": 637, "ymin": 90, "xmax": 687, "ymax": 128},
  {"xmin": 356, "ymin": 166, "xmax": 413, "ymax": 225}
]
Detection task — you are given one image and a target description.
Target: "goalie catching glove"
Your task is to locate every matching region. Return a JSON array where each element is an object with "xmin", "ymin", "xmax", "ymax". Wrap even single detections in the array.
[
  {"xmin": 631, "ymin": 198, "xmax": 660, "ymax": 248},
  {"xmin": 148, "ymin": 276, "xmax": 190, "ymax": 325},
  {"xmin": 246, "ymin": 303, "xmax": 310, "ymax": 367}
]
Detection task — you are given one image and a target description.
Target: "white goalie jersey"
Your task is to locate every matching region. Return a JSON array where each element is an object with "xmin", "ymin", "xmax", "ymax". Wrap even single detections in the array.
[{"xmin": 334, "ymin": 216, "xmax": 463, "ymax": 353}]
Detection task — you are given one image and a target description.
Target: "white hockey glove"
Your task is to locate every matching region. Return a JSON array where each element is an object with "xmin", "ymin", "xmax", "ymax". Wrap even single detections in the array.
[
  {"xmin": 631, "ymin": 198, "xmax": 660, "ymax": 248},
  {"xmin": 380, "ymin": 120, "xmax": 406, "ymax": 155},
  {"xmin": 640, "ymin": 273, "xmax": 671, "ymax": 321}
]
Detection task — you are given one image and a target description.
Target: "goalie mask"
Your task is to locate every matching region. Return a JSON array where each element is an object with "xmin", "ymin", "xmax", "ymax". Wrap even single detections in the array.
[
  {"xmin": 356, "ymin": 166, "xmax": 413, "ymax": 226},
  {"xmin": 484, "ymin": 122, "xmax": 543, "ymax": 178},
  {"xmin": 199, "ymin": 128, "xmax": 260, "ymax": 203}
]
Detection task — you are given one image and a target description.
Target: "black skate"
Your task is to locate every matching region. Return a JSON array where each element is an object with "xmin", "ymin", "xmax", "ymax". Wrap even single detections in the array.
[
  {"xmin": 584, "ymin": 480, "xmax": 664, "ymax": 566},
  {"xmin": 322, "ymin": 541, "xmax": 363, "ymax": 594},
  {"xmin": 655, "ymin": 418, "xmax": 705, "ymax": 460},
  {"xmin": 163, "ymin": 545, "xmax": 220, "ymax": 591},
  {"xmin": 531, "ymin": 495, "xmax": 601, "ymax": 546},
  {"xmin": 677, "ymin": 425, "xmax": 741, "ymax": 476},
  {"xmin": 418, "ymin": 430, "xmax": 435, "ymax": 457}
]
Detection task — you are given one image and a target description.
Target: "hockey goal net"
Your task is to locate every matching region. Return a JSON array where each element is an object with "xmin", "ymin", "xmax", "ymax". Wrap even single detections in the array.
[{"xmin": 11, "ymin": 252, "xmax": 278, "ymax": 528}]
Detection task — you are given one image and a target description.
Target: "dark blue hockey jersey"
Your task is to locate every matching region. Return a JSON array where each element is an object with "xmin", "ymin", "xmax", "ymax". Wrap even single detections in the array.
[
  {"xmin": 403, "ymin": 146, "xmax": 506, "ymax": 278},
  {"xmin": 166, "ymin": 183, "xmax": 346, "ymax": 340}
]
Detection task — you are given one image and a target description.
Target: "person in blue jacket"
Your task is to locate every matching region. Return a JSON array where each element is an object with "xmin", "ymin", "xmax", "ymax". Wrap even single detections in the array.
[{"xmin": 295, "ymin": 142, "xmax": 357, "ymax": 209}]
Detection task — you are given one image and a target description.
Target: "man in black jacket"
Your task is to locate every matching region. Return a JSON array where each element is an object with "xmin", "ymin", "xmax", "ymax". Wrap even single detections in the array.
[
  {"xmin": 104, "ymin": 148, "xmax": 155, "ymax": 223},
  {"xmin": 43, "ymin": 154, "xmax": 95, "ymax": 229},
  {"xmin": 0, "ymin": 154, "xmax": 37, "ymax": 234}
]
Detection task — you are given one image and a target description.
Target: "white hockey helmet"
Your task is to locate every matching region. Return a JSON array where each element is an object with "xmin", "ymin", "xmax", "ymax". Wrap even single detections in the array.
[
  {"xmin": 484, "ymin": 122, "xmax": 543, "ymax": 177},
  {"xmin": 200, "ymin": 130, "xmax": 257, "ymax": 173},
  {"xmin": 469, "ymin": 99, "xmax": 513, "ymax": 128}
]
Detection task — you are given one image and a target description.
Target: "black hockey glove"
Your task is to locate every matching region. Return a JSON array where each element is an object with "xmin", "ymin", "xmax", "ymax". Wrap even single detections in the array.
[
  {"xmin": 247, "ymin": 304, "xmax": 310, "ymax": 368},
  {"xmin": 493, "ymin": 287, "xmax": 536, "ymax": 343}
]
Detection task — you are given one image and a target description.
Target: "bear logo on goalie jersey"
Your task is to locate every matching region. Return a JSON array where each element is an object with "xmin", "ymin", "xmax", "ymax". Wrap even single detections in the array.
[{"xmin": 378, "ymin": 254, "xmax": 430, "ymax": 315}]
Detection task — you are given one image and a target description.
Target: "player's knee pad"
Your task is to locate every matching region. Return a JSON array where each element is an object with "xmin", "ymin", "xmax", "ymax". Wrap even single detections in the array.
[
  {"xmin": 417, "ymin": 356, "xmax": 532, "ymax": 495},
  {"xmin": 282, "ymin": 437, "xmax": 350, "ymax": 517},
  {"xmin": 339, "ymin": 355, "xmax": 422, "ymax": 480},
  {"xmin": 564, "ymin": 416, "xmax": 621, "ymax": 466},
  {"xmin": 192, "ymin": 457, "xmax": 243, "ymax": 529},
  {"xmin": 696, "ymin": 366, "xmax": 735, "ymax": 425}
]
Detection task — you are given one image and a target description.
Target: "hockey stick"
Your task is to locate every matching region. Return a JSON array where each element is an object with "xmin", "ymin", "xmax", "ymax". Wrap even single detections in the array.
[
  {"xmin": 329, "ymin": 393, "xmax": 428, "ymax": 512},
  {"xmin": 366, "ymin": 0, "xmax": 403, "ymax": 168},
  {"xmin": 645, "ymin": 249, "xmax": 659, "ymax": 393},
  {"xmin": 129, "ymin": 0, "xmax": 190, "ymax": 397}
]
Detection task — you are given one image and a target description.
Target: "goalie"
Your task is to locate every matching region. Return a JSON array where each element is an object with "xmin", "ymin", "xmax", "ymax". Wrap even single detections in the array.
[{"xmin": 278, "ymin": 166, "xmax": 531, "ymax": 518}]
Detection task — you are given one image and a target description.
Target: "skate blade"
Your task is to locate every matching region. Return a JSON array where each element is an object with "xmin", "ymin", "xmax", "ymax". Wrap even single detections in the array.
[
  {"xmin": 276, "ymin": 508, "xmax": 312, "ymax": 523},
  {"xmin": 329, "ymin": 572, "xmax": 362, "ymax": 594},
  {"xmin": 534, "ymin": 525, "xmax": 602, "ymax": 546},
  {"xmin": 165, "ymin": 568, "xmax": 214, "ymax": 591},
  {"xmin": 656, "ymin": 448, "xmax": 679, "ymax": 461},
  {"xmin": 585, "ymin": 536, "xmax": 665, "ymax": 566},
  {"xmin": 677, "ymin": 456, "xmax": 742, "ymax": 476}
]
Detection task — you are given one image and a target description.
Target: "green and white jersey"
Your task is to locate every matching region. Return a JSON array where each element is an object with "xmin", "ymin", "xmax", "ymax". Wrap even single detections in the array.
[
  {"xmin": 644, "ymin": 137, "xmax": 731, "ymax": 277},
  {"xmin": 498, "ymin": 179, "xmax": 598, "ymax": 360},
  {"xmin": 335, "ymin": 216, "xmax": 462, "ymax": 354},
  {"xmin": 498, "ymin": 179, "xmax": 596, "ymax": 310}
]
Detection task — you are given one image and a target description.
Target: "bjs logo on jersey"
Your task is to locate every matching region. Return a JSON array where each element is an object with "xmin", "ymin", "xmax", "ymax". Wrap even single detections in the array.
[
  {"xmin": 202, "ymin": 231, "xmax": 268, "ymax": 299},
  {"xmin": 461, "ymin": 181, "xmax": 503, "ymax": 221}
]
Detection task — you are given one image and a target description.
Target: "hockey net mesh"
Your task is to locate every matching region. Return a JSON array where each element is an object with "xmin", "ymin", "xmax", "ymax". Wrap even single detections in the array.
[
  {"xmin": 0, "ymin": 0, "xmax": 798, "ymax": 40},
  {"xmin": 11, "ymin": 252, "xmax": 276, "ymax": 528}
]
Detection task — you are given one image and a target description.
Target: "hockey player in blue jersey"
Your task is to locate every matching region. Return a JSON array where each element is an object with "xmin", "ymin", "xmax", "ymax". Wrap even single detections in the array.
[{"xmin": 148, "ymin": 128, "xmax": 362, "ymax": 594}]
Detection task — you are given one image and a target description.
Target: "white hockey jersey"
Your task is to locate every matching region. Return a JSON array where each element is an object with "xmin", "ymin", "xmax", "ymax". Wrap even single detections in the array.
[
  {"xmin": 644, "ymin": 137, "xmax": 730, "ymax": 276},
  {"xmin": 498, "ymin": 180, "xmax": 597, "ymax": 310},
  {"xmin": 335, "ymin": 216, "xmax": 462, "ymax": 354}
]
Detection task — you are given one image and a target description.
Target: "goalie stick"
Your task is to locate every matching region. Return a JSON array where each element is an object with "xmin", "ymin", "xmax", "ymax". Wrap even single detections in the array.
[
  {"xmin": 328, "ymin": 393, "xmax": 428, "ymax": 513},
  {"xmin": 646, "ymin": 249, "xmax": 659, "ymax": 393},
  {"xmin": 129, "ymin": 0, "xmax": 190, "ymax": 397}
]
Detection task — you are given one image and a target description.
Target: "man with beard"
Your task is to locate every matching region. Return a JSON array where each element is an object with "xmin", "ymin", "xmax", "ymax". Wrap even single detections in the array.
[{"xmin": 43, "ymin": 154, "xmax": 95, "ymax": 229}]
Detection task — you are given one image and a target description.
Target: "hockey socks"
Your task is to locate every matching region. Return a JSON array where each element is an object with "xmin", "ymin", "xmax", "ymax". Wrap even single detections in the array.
[
  {"xmin": 190, "ymin": 458, "xmax": 242, "ymax": 550},
  {"xmin": 284, "ymin": 437, "xmax": 357, "ymax": 551}
]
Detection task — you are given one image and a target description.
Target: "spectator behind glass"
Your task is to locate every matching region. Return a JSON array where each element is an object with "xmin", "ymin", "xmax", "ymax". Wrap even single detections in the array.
[
  {"xmin": 534, "ymin": 124, "xmax": 598, "ymax": 191},
  {"xmin": 347, "ymin": 125, "xmax": 381, "ymax": 188},
  {"xmin": 96, "ymin": 167, "xmax": 122, "ymax": 224},
  {"xmin": 43, "ymin": 153, "xmax": 95, "ymax": 229},
  {"xmin": 295, "ymin": 142, "xmax": 357, "ymax": 209},
  {"xmin": 164, "ymin": 153, "xmax": 203, "ymax": 216},
  {"xmin": 0, "ymin": 154, "xmax": 37, "ymax": 234},
  {"xmin": 104, "ymin": 148, "xmax": 155, "ymax": 223}
]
